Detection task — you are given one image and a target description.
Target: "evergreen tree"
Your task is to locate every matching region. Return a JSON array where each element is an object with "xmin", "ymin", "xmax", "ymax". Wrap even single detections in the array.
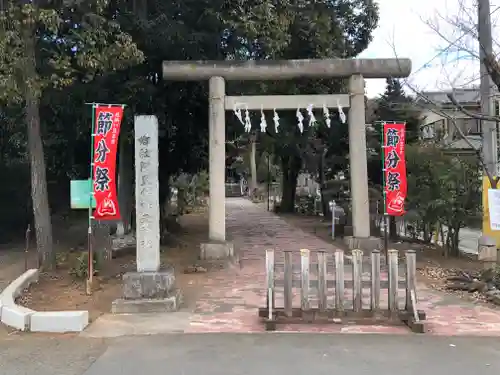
[
  {"xmin": 374, "ymin": 78, "xmax": 421, "ymax": 144},
  {"xmin": 369, "ymin": 78, "xmax": 422, "ymax": 240}
]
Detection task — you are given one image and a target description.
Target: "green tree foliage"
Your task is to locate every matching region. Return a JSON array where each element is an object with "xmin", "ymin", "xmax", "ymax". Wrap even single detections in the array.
[
  {"xmin": 0, "ymin": 0, "xmax": 143, "ymax": 267},
  {"xmin": 369, "ymin": 78, "xmax": 422, "ymax": 239},
  {"xmin": 0, "ymin": 0, "xmax": 381, "ymax": 256},
  {"xmin": 370, "ymin": 78, "xmax": 421, "ymax": 185},
  {"xmin": 0, "ymin": 1, "xmax": 144, "ymax": 100},
  {"xmin": 373, "ymin": 78, "xmax": 421, "ymax": 143},
  {"xmin": 406, "ymin": 145, "xmax": 481, "ymax": 257},
  {"xmin": 225, "ymin": 0, "xmax": 380, "ymax": 212}
]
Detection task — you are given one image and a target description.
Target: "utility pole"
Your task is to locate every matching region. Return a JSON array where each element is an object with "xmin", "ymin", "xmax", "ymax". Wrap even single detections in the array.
[
  {"xmin": 478, "ymin": 0, "xmax": 497, "ymax": 175},
  {"xmin": 478, "ymin": 0, "xmax": 498, "ymax": 255}
]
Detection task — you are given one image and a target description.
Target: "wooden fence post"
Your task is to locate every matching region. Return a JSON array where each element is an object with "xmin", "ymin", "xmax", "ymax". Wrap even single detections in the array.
[
  {"xmin": 334, "ymin": 249, "xmax": 345, "ymax": 313},
  {"xmin": 388, "ymin": 249, "xmax": 399, "ymax": 314},
  {"xmin": 352, "ymin": 249, "xmax": 363, "ymax": 312},
  {"xmin": 405, "ymin": 250, "xmax": 417, "ymax": 310},
  {"xmin": 284, "ymin": 250, "xmax": 293, "ymax": 317},
  {"xmin": 317, "ymin": 251, "xmax": 327, "ymax": 312},
  {"xmin": 265, "ymin": 249, "xmax": 275, "ymax": 318},
  {"xmin": 370, "ymin": 249, "xmax": 381, "ymax": 311},
  {"xmin": 300, "ymin": 249, "xmax": 310, "ymax": 311},
  {"xmin": 258, "ymin": 247, "xmax": 426, "ymax": 332}
]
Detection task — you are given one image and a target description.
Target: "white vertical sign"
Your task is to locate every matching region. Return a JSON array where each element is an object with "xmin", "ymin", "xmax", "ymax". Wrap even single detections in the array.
[
  {"xmin": 134, "ymin": 115, "xmax": 160, "ymax": 272},
  {"xmin": 488, "ymin": 188, "xmax": 500, "ymax": 231}
]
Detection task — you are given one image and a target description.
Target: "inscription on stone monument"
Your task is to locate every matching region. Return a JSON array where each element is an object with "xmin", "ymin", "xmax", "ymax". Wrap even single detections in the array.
[{"xmin": 135, "ymin": 116, "xmax": 160, "ymax": 272}]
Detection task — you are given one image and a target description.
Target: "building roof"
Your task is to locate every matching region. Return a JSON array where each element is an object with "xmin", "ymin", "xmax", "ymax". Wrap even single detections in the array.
[
  {"xmin": 445, "ymin": 135, "xmax": 482, "ymax": 150},
  {"xmin": 419, "ymin": 88, "xmax": 481, "ymax": 105}
]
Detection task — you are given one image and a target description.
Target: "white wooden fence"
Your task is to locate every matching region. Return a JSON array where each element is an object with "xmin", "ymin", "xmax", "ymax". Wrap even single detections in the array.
[{"xmin": 259, "ymin": 248, "xmax": 425, "ymax": 333}]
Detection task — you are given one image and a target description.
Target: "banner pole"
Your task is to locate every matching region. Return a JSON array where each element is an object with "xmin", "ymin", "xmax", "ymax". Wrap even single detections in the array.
[
  {"xmin": 86, "ymin": 104, "xmax": 97, "ymax": 295},
  {"xmin": 381, "ymin": 121, "xmax": 389, "ymax": 263}
]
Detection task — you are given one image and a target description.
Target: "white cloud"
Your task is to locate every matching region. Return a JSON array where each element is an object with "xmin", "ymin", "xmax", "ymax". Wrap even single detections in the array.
[{"xmin": 360, "ymin": 0, "xmax": 500, "ymax": 98}]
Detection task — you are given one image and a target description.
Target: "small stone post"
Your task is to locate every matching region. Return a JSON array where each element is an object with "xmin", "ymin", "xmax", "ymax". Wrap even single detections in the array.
[{"xmin": 478, "ymin": 234, "xmax": 498, "ymax": 270}]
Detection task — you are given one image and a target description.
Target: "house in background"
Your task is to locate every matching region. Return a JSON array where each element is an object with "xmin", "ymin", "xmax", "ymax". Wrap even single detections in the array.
[{"xmin": 418, "ymin": 88, "xmax": 484, "ymax": 152}]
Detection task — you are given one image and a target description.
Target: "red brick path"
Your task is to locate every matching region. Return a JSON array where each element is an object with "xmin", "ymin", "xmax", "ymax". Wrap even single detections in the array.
[{"xmin": 184, "ymin": 198, "xmax": 500, "ymax": 335}]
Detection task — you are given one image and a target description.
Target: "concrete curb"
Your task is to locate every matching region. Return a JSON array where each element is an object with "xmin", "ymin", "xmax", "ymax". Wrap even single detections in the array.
[
  {"xmin": 0, "ymin": 269, "xmax": 39, "ymax": 330},
  {"xmin": 30, "ymin": 311, "xmax": 89, "ymax": 333},
  {"xmin": 0, "ymin": 269, "xmax": 89, "ymax": 333}
]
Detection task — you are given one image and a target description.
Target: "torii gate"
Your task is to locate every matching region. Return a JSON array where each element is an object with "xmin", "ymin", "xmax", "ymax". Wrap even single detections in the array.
[{"xmin": 162, "ymin": 58, "xmax": 411, "ymax": 257}]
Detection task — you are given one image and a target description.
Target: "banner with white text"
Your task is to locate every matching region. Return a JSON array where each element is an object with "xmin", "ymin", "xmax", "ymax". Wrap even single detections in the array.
[
  {"xmin": 92, "ymin": 105, "xmax": 123, "ymax": 220},
  {"xmin": 382, "ymin": 122, "xmax": 407, "ymax": 216}
]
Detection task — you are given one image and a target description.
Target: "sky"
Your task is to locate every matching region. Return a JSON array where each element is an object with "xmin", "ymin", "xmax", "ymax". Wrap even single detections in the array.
[{"xmin": 360, "ymin": 0, "xmax": 500, "ymax": 98}]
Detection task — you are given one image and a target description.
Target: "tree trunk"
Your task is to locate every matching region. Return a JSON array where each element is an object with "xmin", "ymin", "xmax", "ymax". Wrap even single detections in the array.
[
  {"xmin": 422, "ymin": 222, "xmax": 431, "ymax": 243},
  {"xmin": 281, "ymin": 172, "xmax": 296, "ymax": 212},
  {"xmin": 445, "ymin": 229, "xmax": 453, "ymax": 258},
  {"xmin": 23, "ymin": 25, "xmax": 54, "ymax": 270},
  {"xmin": 438, "ymin": 222, "xmax": 445, "ymax": 256},
  {"xmin": 133, "ymin": 0, "xmax": 148, "ymax": 19},
  {"xmin": 279, "ymin": 154, "xmax": 301, "ymax": 213},
  {"xmin": 450, "ymin": 225, "xmax": 461, "ymax": 257},
  {"xmin": 158, "ymin": 174, "xmax": 171, "ymax": 244},
  {"xmin": 389, "ymin": 216, "xmax": 398, "ymax": 240},
  {"xmin": 93, "ymin": 221, "xmax": 112, "ymax": 269},
  {"xmin": 117, "ymin": 135, "xmax": 133, "ymax": 235},
  {"xmin": 249, "ymin": 133, "xmax": 258, "ymax": 193},
  {"xmin": 318, "ymin": 149, "xmax": 328, "ymax": 217}
]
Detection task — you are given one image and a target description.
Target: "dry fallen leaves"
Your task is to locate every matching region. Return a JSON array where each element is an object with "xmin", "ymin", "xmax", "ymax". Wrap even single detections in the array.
[{"xmin": 419, "ymin": 264, "xmax": 489, "ymax": 303}]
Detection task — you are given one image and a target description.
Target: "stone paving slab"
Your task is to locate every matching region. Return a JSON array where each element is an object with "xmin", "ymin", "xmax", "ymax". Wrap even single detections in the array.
[{"xmin": 86, "ymin": 198, "xmax": 500, "ymax": 337}]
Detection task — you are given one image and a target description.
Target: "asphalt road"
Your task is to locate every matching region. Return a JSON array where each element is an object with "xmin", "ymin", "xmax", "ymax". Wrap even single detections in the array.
[
  {"xmin": 390, "ymin": 218, "xmax": 482, "ymax": 255},
  {"xmin": 2, "ymin": 333, "xmax": 500, "ymax": 375}
]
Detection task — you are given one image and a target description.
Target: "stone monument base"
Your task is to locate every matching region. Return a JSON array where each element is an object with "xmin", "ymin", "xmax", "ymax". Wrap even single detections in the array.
[
  {"xmin": 111, "ymin": 290, "xmax": 182, "ymax": 314},
  {"xmin": 199, "ymin": 241, "xmax": 240, "ymax": 269},
  {"xmin": 111, "ymin": 233, "xmax": 136, "ymax": 255},
  {"xmin": 122, "ymin": 269, "xmax": 176, "ymax": 299},
  {"xmin": 112, "ymin": 267, "xmax": 181, "ymax": 314},
  {"xmin": 344, "ymin": 236, "xmax": 382, "ymax": 252}
]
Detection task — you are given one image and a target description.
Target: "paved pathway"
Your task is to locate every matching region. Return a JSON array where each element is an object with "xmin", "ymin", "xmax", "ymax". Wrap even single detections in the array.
[
  {"xmin": 82, "ymin": 334, "xmax": 500, "ymax": 375},
  {"xmin": 3, "ymin": 334, "xmax": 500, "ymax": 374},
  {"xmin": 84, "ymin": 198, "xmax": 500, "ymax": 337}
]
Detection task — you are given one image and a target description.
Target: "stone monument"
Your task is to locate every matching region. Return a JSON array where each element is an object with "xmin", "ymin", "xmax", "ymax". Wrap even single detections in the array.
[{"xmin": 112, "ymin": 115, "xmax": 181, "ymax": 313}]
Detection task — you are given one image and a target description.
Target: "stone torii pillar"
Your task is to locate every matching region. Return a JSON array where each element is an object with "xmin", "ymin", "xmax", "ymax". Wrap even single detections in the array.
[{"xmin": 162, "ymin": 59, "xmax": 411, "ymax": 253}]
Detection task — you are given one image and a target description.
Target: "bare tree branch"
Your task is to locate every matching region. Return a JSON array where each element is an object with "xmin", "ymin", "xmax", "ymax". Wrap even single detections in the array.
[
  {"xmin": 385, "ymin": 0, "xmax": 500, "ymax": 187},
  {"xmin": 386, "ymin": 36, "xmax": 497, "ymax": 186},
  {"xmin": 446, "ymin": 92, "xmax": 500, "ymax": 121}
]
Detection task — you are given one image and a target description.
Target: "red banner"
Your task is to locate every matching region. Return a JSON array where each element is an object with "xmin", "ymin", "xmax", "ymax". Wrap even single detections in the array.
[
  {"xmin": 92, "ymin": 105, "xmax": 123, "ymax": 220},
  {"xmin": 383, "ymin": 123, "xmax": 407, "ymax": 216}
]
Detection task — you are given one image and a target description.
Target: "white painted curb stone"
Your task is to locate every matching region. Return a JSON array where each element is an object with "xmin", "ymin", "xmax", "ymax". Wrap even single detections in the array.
[
  {"xmin": 30, "ymin": 311, "xmax": 89, "ymax": 333},
  {"xmin": 0, "ymin": 269, "xmax": 38, "ymax": 331},
  {"xmin": 1, "ymin": 305, "xmax": 35, "ymax": 331},
  {"xmin": 0, "ymin": 268, "xmax": 89, "ymax": 332}
]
